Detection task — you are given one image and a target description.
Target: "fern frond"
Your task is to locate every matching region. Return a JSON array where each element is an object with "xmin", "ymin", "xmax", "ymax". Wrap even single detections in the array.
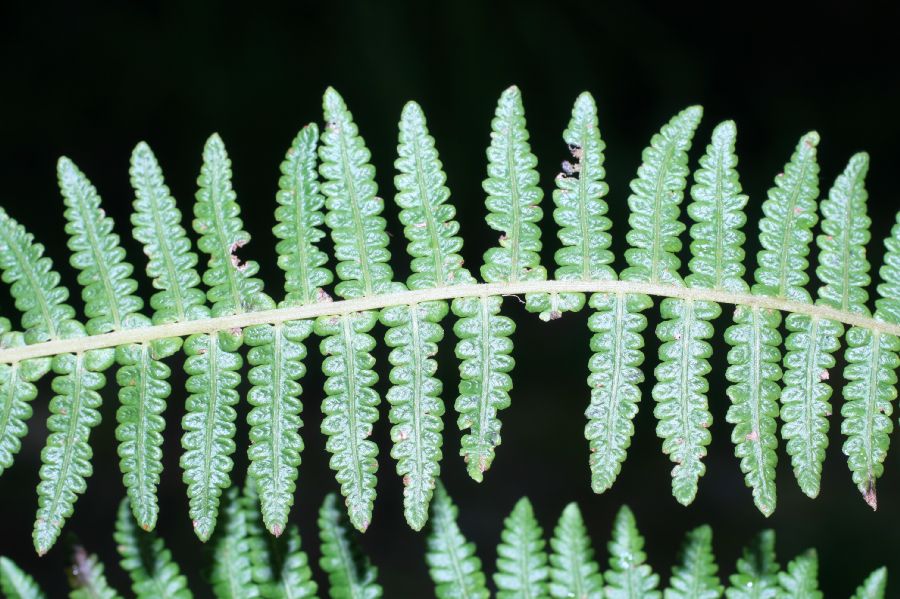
[
  {"xmin": 318, "ymin": 492, "xmax": 382, "ymax": 599},
  {"xmin": 0, "ymin": 325, "xmax": 47, "ymax": 478},
  {"xmin": 210, "ymin": 488, "xmax": 259, "ymax": 599},
  {"xmin": 783, "ymin": 152, "xmax": 868, "ymax": 498},
  {"xmin": 604, "ymin": 506, "xmax": 660, "ymax": 599},
  {"xmin": 776, "ymin": 550, "xmax": 820, "ymax": 599},
  {"xmin": 548, "ymin": 502, "xmax": 603, "ymax": 598},
  {"xmin": 852, "ymin": 567, "xmax": 887, "ymax": 599},
  {"xmin": 114, "ymin": 499, "xmax": 192, "ymax": 599},
  {"xmin": 69, "ymin": 547, "xmax": 122, "ymax": 599},
  {"xmin": 531, "ymin": 91, "xmax": 613, "ymax": 320},
  {"xmin": 453, "ymin": 295, "xmax": 515, "ymax": 481},
  {"xmin": 841, "ymin": 209, "xmax": 900, "ymax": 509},
  {"xmin": 586, "ymin": 292, "xmax": 651, "ymax": 494},
  {"xmin": 426, "ymin": 483, "xmax": 489, "ymax": 599},
  {"xmin": 726, "ymin": 132, "xmax": 820, "ymax": 516},
  {"xmin": 382, "ymin": 301, "xmax": 446, "ymax": 529},
  {"xmin": 0, "ymin": 556, "xmax": 46, "ymax": 599},
  {"xmin": 724, "ymin": 530, "xmax": 779, "ymax": 599},
  {"xmin": 34, "ymin": 348, "xmax": 114, "ymax": 555},
  {"xmin": 665, "ymin": 525, "xmax": 722, "ymax": 599},
  {"xmin": 494, "ymin": 497, "xmax": 549, "ymax": 598},
  {"xmin": 242, "ymin": 481, "xmax": 318, "ymax": 598}
]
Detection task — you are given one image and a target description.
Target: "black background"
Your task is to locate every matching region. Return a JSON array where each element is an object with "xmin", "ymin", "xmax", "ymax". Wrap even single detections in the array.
[{"xmin": 1, "ymin": 1, "xmax": 899, "ymax": 596}]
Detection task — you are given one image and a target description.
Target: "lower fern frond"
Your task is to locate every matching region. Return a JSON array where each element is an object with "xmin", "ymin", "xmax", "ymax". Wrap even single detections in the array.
[
  {"xmin": 653, "ymin": 297, "xmax": 717, "ymax": 505},
  {"xmin": 318, "ymin": 492, "xmax": 383, "ymax": 599},
  {"xmin": 780, "ymin": 314, "xmax": 841, "ymax": 498},
  {"xmin": 180, "ymin": 330, "xmax": 243, "ymax": 541},
  {"xmin": 426, "ymin": 483, "xmax": 490, "ymax": 599},
  {"xmin": 725, "ymin": 306, "xmax": 781, "ymax": 517},
  {"xmin": 34, "ymin": 348, "xmax": 114, "ymax": 555},
  {"xmin": 381, "ymin": 301, "xmax": 447, "ymax": 530},
  {"xmin": 494, "ymin": 497, "xmax": 549, "ymax": 598},
  {"xmin": 115, "ymin": 342, "xmax": 170, "ymax": 531},
  {"xmin": 452, "ymin": 295, "xmax": 515, "ymax": 482},
  {"xmin": 841, "ymin": 327, "xmax": 899, "ymax": 509},
  {"xmin": 547, "ymin": 503, "xmax": 603, "ymax": 599},
  {"xmin": 316, "ymin": 311, "xmax": 381, "ymax": 532},
  {"xmin": 245, "ymin": 319, "xmax": 312, "ymax": 536},
  {"xmin": 585, "ymin": 292, "xmax": 651, "ymax": 494},
  {"xmin": 210, "ymin": 487, "xmax": 259, "ymax": 599}
]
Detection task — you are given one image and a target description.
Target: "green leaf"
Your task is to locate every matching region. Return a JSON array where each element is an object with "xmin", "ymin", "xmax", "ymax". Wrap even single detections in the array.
[
  {"xmin": 876, "ymin": 212, "xmax": 900, "ymax": 325},
  {"xmin": 130, "ymin": 141, "xmax": 208, "ymax": 325},
  {"xmin": 180, "ymin": 330, "xmax": 243, "ymax": 541},
  {"xmin": 548, "ymin": 502, "xmax": 603, "ymax": 599},
  {"xmin": 209, "ymin": 488, "xmax": 259, "ymax": 599},
  {"xmin": 725, "ymin": 530, "xmax": 779, "ymax": 599},
  {"xmin": 274, "ymin": 123, "xmax": 334, "ymax": 306},
  {"xmin": 783, "ymin": 153, "xmax": 868, "ymax": 498},
  {"xmin": 426, "ymin": 483, "xmax": 490, "ymax": 599},
  {"xmin": 246, "ymin": 320, "xmax": 312, "ymax": 536},
  {"xmin": 603, "ymin": 506, "xmax": 660, "ymax": 599},
  {"xmin": 115, "ymin": 342, "xmax": 171, "ymax": 530},
  {"xmin": 34, "ymin": 348, "xmax": 115, "ymax": 555},
  {"xmin": 621, "ymin": 105, "xmax": 703, "ymax": 286},
  {"xmin": 381, "ymin": 301, "xmax": 447, "ymax": 530},
  {"xmin": 494, "ymin": 497, "xmax": 549, "ymax": 599},
  {"xmin": 653, "ymin": 298, "xmax": 717, "ymax": 505},
  {"xmin": 0, "ymin": 556, "xmax": 46, "ymax": 599},
  {"xmin": 316, "ymin": 312, "xmax": 381, "ymax": 532},
  {"xmin": 193, "ymin": 134, "xmax": 273, "ymax": 316},
  {"xmin": 452, "ymin": 295, "xmax": 515, "ymax": 481},
  {"xmin": 585, "ymin": 292, "xmax": 652, "ymax": 493},
  {"xmin": 68, "ymin": 548, "xmax": 122, "ymax": 599},
  {"xmin": 318, "ymin": 492, "xmax": 382, "ymax": 599},
  {"xmin": 0, "ymin": 326, "xmax": 48, "ymax": 478},
  {"xmin": 481, "ymin": 85, "xmax": 546, "ymax": 287},
  {"xmin": 851, "ymin": 567, "xmax": 887, "ymax": 599},
  {"xmin": 395, "ymin": 101, "xmax": 474, "ymax": 289},
  {"xmin": 776, "ymin": 550, "xmax": 821, "ymax": 599},
  {"xmin": 531, "ymin": 91, "xmax": 613, "ymax": 320},
  {"xmin": 243, "ymin": 481, "xmax": 318, "ymax": 599},
  {"xmin": 665, "ymin": 525, "xmax": 722, "ymax": 599},
  {"xmin": 319, "ymin": 87, "xmax": 402, "ymax": 300},
  {"xmin": 114, "ymin": 499, "xmax": 192, "ymax": 599},
  {"xmin": 725, "ymin": 306, "xmax": 781, "ymax": 516}
]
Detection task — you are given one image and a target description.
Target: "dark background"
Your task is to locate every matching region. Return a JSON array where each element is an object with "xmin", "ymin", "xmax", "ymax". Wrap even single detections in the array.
[{"xmin": 1, "ymin": 1, "xmax": 899, "ymax": 596}]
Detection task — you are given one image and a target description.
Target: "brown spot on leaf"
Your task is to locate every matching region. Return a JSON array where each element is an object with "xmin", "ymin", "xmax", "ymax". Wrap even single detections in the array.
[
  {"xmin": 746, "ymin": 431, "xmax": 759, "ymax": 442},
  {"xmin": 865, "ymin": 479, "xmax": 878, "ymax": 510}
]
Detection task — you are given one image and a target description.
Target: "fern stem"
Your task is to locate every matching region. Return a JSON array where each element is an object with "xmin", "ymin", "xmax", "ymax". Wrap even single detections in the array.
[{"xmin": 2, "ymin": 280, "xmax": 899, "ymax": 363}]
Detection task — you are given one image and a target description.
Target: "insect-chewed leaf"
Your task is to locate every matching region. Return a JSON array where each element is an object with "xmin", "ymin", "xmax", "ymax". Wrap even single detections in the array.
[
  {"xmin": 666, "ymin": 525, "xmax": 722, "ymax": 599},
  {"xmin": 426, "ymin": 483, "xmax": 489, "ymax": 599},
  {"xmin": 494, "ymin": 497, "xmax": 549, "ymax": 598},
  {"xmin": 531, "ymin": 91, "xmax": 613, "ymax": 320},
  {"xmin": 452, "ymin": 295, "xmax": 515, "ymax": 482},
  {"xmin": 180, "ymin": 330, "xmax": 243, "ymax": 541},
  {"xmin": 316, "ymin": 312, "xmax": 381, "ymax": 532},
  {"xmin": 841, "ymin": 211, "xmax": 900, "ymax": 509},
  {"xmin": 481, "ymin": 86, "xmax": 546, "ymax": 288},
  {"xmin": 242, "ymin": 481, "xmax": 318, "ymax": 599},
  {"xmin": 210, "ymin": 488, "xmax": 260, "ymax": 599},
  {"xmin": 69, "ymin": 547, "xmax": 122, "ymax": 599},
  {"xmin": 548, "ymin": 502, "xmax": 603, "ymax": 598},
  {"xmin": 382, "ymin": 301, "xmax": 447, "ymax": 530},
  {"xmin": 851, "ymin": 567, "xmax": 888, "ymax": 599},
  {"xmin": 585, "ymin": 292, "xmax": 651, "ymax": 494},
  {"xmin": 34, "ymin": 347, "xmax": 115, "ymax": 555},
  {"xmin": 0, "ymin": 556, "xmax": 46, "ymax": 599},
  {"xmin": 114, "ymin": 499, "xmax": 192, "ymax": 599},
  {"xmin": 724, "ymin": 530, "xmax": 779, "ymax": 599},
  {"xmin": 783, "ymin": 153, "xmax": 869, "ymax": 498},
  {"xmin": 318, "ymin": 493, "xmax": 382, "ymax": 599},
  {"xmin": 604, "ymin": 506, "xmax": 660, "ymax": 599},
  {"xmin": 776, "ymin": 550, "xmax": 821, "ymax": 599}
]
